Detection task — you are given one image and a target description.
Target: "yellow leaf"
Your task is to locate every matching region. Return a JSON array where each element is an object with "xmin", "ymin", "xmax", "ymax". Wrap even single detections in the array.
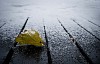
[{"xmin": 15, "ymin": 29, "xmax": 44, "ymax": 47}]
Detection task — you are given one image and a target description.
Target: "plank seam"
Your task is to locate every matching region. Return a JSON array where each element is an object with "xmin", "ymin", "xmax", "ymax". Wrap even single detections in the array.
[
  {"xmin": 57, "ymin": 18, "xmax": 94, "ymax": 64},
  {"xmin": 80, "ymin": 16, "xmax": 100, "ymax": 28},
  {"xmin": 0, "ymin": 23, "xmax": 6, "ymax": 28},
  {"xmin": 43, "ymin": 23, "xmax": 52, "ymax": 64},
  {"xmin": 2, "ymin": 17, "xmax": 29, "ymax": 64},
  {"xmin": 72, "ymin": 19, "xmax": 100, "ymax": 41}
]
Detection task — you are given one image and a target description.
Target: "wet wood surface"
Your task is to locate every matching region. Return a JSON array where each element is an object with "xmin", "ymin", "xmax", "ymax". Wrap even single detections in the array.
[
  {"xmin": 0, "ymin": 0, "xmax": 100, "ymax": 64},
  {"xmin": 0, "ymin": 17, "xmax": 100, "ymax": 64}
]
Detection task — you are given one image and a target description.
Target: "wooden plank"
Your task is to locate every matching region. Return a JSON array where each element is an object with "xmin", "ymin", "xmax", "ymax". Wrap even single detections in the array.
[
  {"xmin": 43, "ymin": 24, "xmax": 52, "ymax": 64},
  {"xmin": 58, "ymin": 19, "xmax": 93, "ymax": 64},
  {"xmin": 59, "ymin": 17, "xmax": 100, "ymax": 64},
  {"xmin": 71, "ymin": 17, "xmax": 100, "ymax": 40},
  {"xmin": 0, "ymin": 17, "xmax": 29, "ymax": 64},
  {"xmin": 44, "ymin": 18, "xmax": 88, "ymax": 64},
  {"xmin": 2, "ymin": 17, "xmax": 29, "ymax": 64},
  {"xmin": 10, "ymin": 17, "xmax": 48, "ymax": 64},
  {"xmin": 10, "ymin": 45, "xmax": 47, "ymax": 64},
  {"xmin": 80, "ymin": 16, "xmax": 100, "ymax": 28}
]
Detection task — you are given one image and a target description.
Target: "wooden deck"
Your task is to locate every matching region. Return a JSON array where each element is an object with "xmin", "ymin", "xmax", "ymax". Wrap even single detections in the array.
[
  {"xmin": 0, "ymin": 1, "xmax": 100, "ymax": 64},
  {"xmin": 0, "ymin": 16, "xmax": 100, "ymax": 64}
]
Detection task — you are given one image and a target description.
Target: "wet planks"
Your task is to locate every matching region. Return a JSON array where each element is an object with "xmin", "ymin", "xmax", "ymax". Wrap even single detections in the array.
[
  {"xmin": 0, "ymin": 17, "xmax": 28, "ymax": 64},
  {"xmin": 9, "ymin": 17, "xmax": 48, "ymax": 64},
  {"xmin": 0, "ymin": 17, "xmax": 100, "ymax": 64}
]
